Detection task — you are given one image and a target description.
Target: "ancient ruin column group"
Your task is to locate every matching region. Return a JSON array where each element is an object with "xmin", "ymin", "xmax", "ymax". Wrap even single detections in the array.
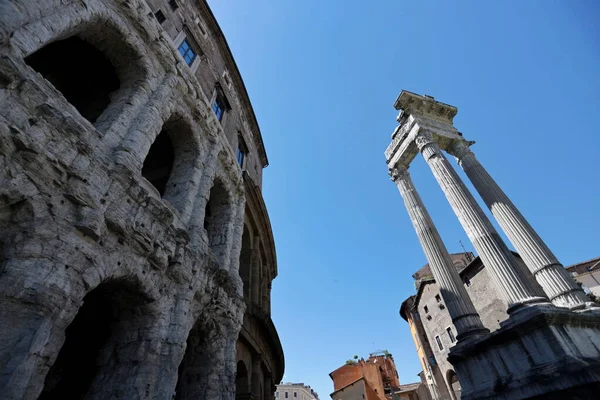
[{"xmin": 387, "ymin": 92, "xmax": 592, "ymax": 343}]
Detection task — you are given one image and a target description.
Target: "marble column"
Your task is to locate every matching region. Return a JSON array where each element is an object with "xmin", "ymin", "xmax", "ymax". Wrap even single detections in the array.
[
  {"xmin": 449, "ymin": 140, "xmax": 590, "ymax": 310},
  {"xmin": 415, "ymin": 131, "xmax": 548, "ymax": 312},
  {"xmin": 391, "ymin": 165, "xmax": 488, "ymax": 340}
]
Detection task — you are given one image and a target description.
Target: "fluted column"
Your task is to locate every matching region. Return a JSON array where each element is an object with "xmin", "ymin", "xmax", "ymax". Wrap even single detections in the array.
[
  {"xmin": 391, "ymin": 165, "xmax": 488, "ymax": 340},
  {"xmin": 416, "ymin": 131, "xmax": 548, "ymax": 312},
  {"xmin": 449, "ymin": 140, "xmax": 591, "ymax": 310}
]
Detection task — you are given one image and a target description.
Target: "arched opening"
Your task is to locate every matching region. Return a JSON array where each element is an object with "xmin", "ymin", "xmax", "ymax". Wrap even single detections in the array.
[
  {"xmin": 175, "ymin": 319, "xmax": 224, "ymax": 400},
  {"xmin": 239, "ymin": 224, "xmax": 252, "ymax": 300},
  {"xmin": 235, "ymin": 360, "xmax": 250, "ymax": 399},
  {"xmin": 447, "ymin": 370, "xmax": 461, "ymax": 400},
  {"xmin": 142, "ymin": 128, "xmax": 175, "ymax": 196},
  {"xmin": 204, "ymin": 179, "xmax": 232, "ymax": 264},
  {"xmin": 25, "ymin": 36, "xmax": 120, "ymax": 124},
  {"xmin": 39, "ymin": 279, "xmax": 150, "ymax": 400},
  {"xmin": 141, "ymin": 117, "xmax": 201, "ymax": 208}
]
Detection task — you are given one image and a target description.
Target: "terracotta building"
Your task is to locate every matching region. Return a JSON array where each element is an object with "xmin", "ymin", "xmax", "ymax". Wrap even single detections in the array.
[{"xmin": 329, "ymin": 353, "xmax": 426, "ymax": 400}]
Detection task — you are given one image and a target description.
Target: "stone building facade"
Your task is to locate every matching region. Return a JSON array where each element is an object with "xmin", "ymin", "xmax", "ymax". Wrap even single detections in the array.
[
  {"xmin": 275, "ymin": 382, "xmax": 320, "ymax": 400},
  {"xmin": 401, "ymin": 253, "xmax": 546, "ymax": 400},
  {"xmin": 0, "ymin": 0, "xmax": 283, "ymax": 399}
]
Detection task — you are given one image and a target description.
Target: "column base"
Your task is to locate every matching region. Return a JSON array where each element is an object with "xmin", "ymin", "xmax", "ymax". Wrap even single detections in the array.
[{"xmin": 448, "ymin": 306, "xmax": 600, "ymax": 400}]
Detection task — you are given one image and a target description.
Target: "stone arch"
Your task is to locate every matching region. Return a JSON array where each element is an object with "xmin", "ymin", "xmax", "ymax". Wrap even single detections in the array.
[
  {"xmin": 239, "ymin": 224, "xmax": 252, "ymax": 300},
  {"xmin": 175, "ymin": 317, "xmax": 232, "ymax": 400},
  {"xmin": 204, "ymin": 177, "xmax": 234, "ymax": 266},
  {"xmin": 38, "ymin": 278, "xmax": 154, "ymax": 400},
  {"xmin": 236, "ymin": 360, "xmax": 250, "ymax": 398},
  {"xmin": 141, "ymin": 114, "xmax": 203, "ymax": 212},
  {"xmin": 22, "ymin": 18, "xmax": 149, "ymax": 132},
  {"xmin": 446, "ymin": 370, "xmax": 461, "ymax": 400}
]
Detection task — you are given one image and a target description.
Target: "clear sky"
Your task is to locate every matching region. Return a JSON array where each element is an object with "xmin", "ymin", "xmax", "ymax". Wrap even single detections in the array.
[{"xmin": 208, "ymin": 1, "xmax": 600, "ymax": 398}]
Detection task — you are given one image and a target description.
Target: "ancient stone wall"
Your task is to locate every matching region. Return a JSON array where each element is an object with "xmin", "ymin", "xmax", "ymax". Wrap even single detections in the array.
[{"xmin": 0, "ymin": 0, "xmax": 284, "ymax": 398}]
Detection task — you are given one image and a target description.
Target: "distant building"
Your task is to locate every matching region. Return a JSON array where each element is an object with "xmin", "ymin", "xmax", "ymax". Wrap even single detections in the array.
[
  {"xmin": 400, "ymin": 252, "xmax": 599, "ymax": 400},
  {"xmin": 276, "ymin": 382, "xmax": 319, "ymax": 400},
  {"xmin": 566, "ymin": 256, "xmax": 600, "ymax": 298},
  {"xmin": 329, "ymin": 353, "xmax": 427, "ymax": 400}
]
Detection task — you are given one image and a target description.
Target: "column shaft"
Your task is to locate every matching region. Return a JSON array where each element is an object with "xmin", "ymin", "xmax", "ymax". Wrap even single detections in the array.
[
  {"xmin": 449, "ymin": 140, "xmax": 590, "ymax": 309},
  {"xmin": 416, "ymin": 132, "xmax": 547, "ymax": 312},
  {"xmin": 391, "ymin": 166, "xmax": 488, "ymax": 340}
]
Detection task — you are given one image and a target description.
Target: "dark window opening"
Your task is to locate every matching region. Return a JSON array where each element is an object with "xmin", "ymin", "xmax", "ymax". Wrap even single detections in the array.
[
  {"xmin": 435, "ymin": 294, "xmax": 441, "ymax": 303},
  {"xmin": 142, "ymin": 128, "xmax": 175, "ymax": 196},
  {"xmin": 168, "ymin": 0, "xmax": 179, "ymax": 11},
  {"xmin": 235, "ymin": 361, "xmax": 249, "ymax": 395},
  {"xmin": 285, "ymin": 393, "xmax": 288, "ymax": 399},
  {"xmin": 435, "ymin": 335, "xmax": 444, "ymax": 351},
  {"xmin": 175, "ymin": 322, "xmax": 211, "ymax": 400},
  {"xmin": 465, "ymin": 277, "xmax": 471, "ymax": 287},
  {"xmin": 39, "ymin": 280, "xmax": 147, "ymax": 400},
  {"xmin": 178, "ymin": 38, "xmax": 196, "ymax": 66},
  {"xmin": 212, "ymin": 96, "xmax": 225, "ymax": 122},
  {"xmin": 239, "ymin": 225, "xmax": 252, "ymax": 299},
  {"xmin": 236, "ymin": 146, "xmax": 245, "ymax": 167},
  {"xmin": 447, "ymin": 327, "xmax": 456, "ymax": 343},
  {"xmin": 424, "ymin": 305, "xmax": 429, "ymax": 314},
  {"xmin": 154, "ymin": 10, "xmax": 166, "ymax": 23},
  {"xmin": 25, "ymin": 36, "xmax": 120, "ymax": 124}
]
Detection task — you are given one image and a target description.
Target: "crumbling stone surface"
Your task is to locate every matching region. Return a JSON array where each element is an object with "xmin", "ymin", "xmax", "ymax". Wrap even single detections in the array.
[{"xmin": 0, "ymin": 0, "xmax": 271, "ymax": 398}]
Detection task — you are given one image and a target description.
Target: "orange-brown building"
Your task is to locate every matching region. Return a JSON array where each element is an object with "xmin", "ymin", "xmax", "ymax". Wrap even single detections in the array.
[{"xmin": 329, "ymin": 353, "xmax": 401, "ymax": 400}]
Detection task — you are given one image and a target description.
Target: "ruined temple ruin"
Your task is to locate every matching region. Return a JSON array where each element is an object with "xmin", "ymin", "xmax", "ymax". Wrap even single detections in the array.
[{"xmin": 0, "ymin": 0, "xmax": 283, "ymax": 399}]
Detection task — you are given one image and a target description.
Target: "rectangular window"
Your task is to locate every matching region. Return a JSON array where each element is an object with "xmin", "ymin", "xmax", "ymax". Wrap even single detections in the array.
[
  {"xmin": 168, "ymin": 0, "xmax": 179, "ymax": 11},
  {"xmin": 465, "ymin": 277, "xmax": 471, "ymax": 287},
  {"xmin": 154, "ymin": 10, "xmax": 166, "ymax": 24},
  {"xmin": 236, "ymin": 146, "xmax": 245, "ymax": 167},
  {"xmin": 423, "ymin": 305, "xmax": 429, "ymax": 314},
  {"xmin": 447, "ymin": 327, "xmax": 456, "ymax": 343},
  {"xmin": 212, "ymin": 97, "xmax": 225, "ymax": 121},
  {"xmin": 435, "ymin": 294, "xmax": 441, "ymax": 303},
  {"xmin": 294, "ymin": 393, "xmax": 297, "ymax": 398},
  {"xmin": 285, "ymin": 393, "xmax": 288, "ymax": 399},
  {"xmin": 178, "ymin": 38, "xmax": 196, "ymax": 66},
  {"xmin": 435, "ymin": 335, "xmax": 444, "ymax": 350}
]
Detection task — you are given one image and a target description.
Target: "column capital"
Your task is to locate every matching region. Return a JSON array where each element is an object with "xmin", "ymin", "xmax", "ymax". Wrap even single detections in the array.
[
  {"xmin": 389, "ymin": 165, "xmax": 409, "ymax": 182},
  {"xmin": 449, "ymin": 139, "xmax": 476, "ymax": 160},
  {"xmin": 414, "ymin": 130, "xmax": 435, "ymax": 151}
]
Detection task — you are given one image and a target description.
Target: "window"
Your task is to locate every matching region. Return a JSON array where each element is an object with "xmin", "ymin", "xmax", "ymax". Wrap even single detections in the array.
[
  {"xmin": 447, "ymin": 327, "xmax": 456, "ymax": 343},
  {"xmin": 285, "ymin": 393, "xmax": 288, "ymax": 399},
  {"xmin": 236, "ymin": 146, "xmax": 245, "ymax": 167},
  {"xmin": 168, "ymin": 0, "xmax": 179, "ymax": 10},
  {"xmin": 154, "ymin": 10, "xmax": 166, "ymax": 23},
  {"xmin": 423, "ymin": 305, "xmax": 429, "ymax": 314},
  {"xmin": 435, "ymin": 294, "xmax": 441, "ymax": 303},
  {"xmin": 435, "ymin": 335, "xmax": 444, "ymax": 350},
  {"xmin": 178, "ymin": 39, "xmax": 196, "ymax": 66},
  {"xmin": 465, "ymin": 277, "xmax": 471, "ymax": 287},
  {"xmin": 212, "ymin": 96, "xmax": 226, "ymax": 121},
  {"xmin": 294, "ymin": 393, "xmax": 297, "ymax": 398}
]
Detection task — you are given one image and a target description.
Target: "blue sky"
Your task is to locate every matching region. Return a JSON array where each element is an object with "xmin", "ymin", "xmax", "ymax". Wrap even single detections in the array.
[{"xmin": 208, "ymin": 1, "xmax": 600, "ymax": 397}]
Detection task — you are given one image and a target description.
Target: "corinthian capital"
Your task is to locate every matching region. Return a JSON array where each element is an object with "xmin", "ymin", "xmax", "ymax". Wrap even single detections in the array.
[
  {"xmin": 414, "ymin": 130, "xmax": 435, "ymax": 150},
  {"xmin": 389, "ymin": 165, "xmax": 409, "ymax": 182},
  {"xmin": 449, "ymin": 139, "xmax": 476, "ymax": 160}
]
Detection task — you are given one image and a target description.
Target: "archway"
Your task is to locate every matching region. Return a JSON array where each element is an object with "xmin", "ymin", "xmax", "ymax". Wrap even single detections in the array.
[
  {"xmin": 235, "ymin": 360, "xmax": 250, "ymax": 399},
  {"xmin": 204, "ymin": 178, "xmax": 232, "ymax": 264},
  {"xmin": 447, "ymin": 370, "xmax": 461, "ymax": 400},
  {"xmin": 239, "ymin": 224, "xmax": 252, "ymax": 300},
  {"xmin": 25, "ymin": 36, "xmax": 120, "ymax": 124},
  {"xmin": 38, "ymin": 279, "xmax": 150, "ymax": 400}
]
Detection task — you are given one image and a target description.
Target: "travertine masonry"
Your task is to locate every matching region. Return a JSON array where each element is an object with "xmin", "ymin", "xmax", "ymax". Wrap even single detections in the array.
[{"xmin": 0, "ymin": 0, "xmax": 283, "ymax": 399}]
